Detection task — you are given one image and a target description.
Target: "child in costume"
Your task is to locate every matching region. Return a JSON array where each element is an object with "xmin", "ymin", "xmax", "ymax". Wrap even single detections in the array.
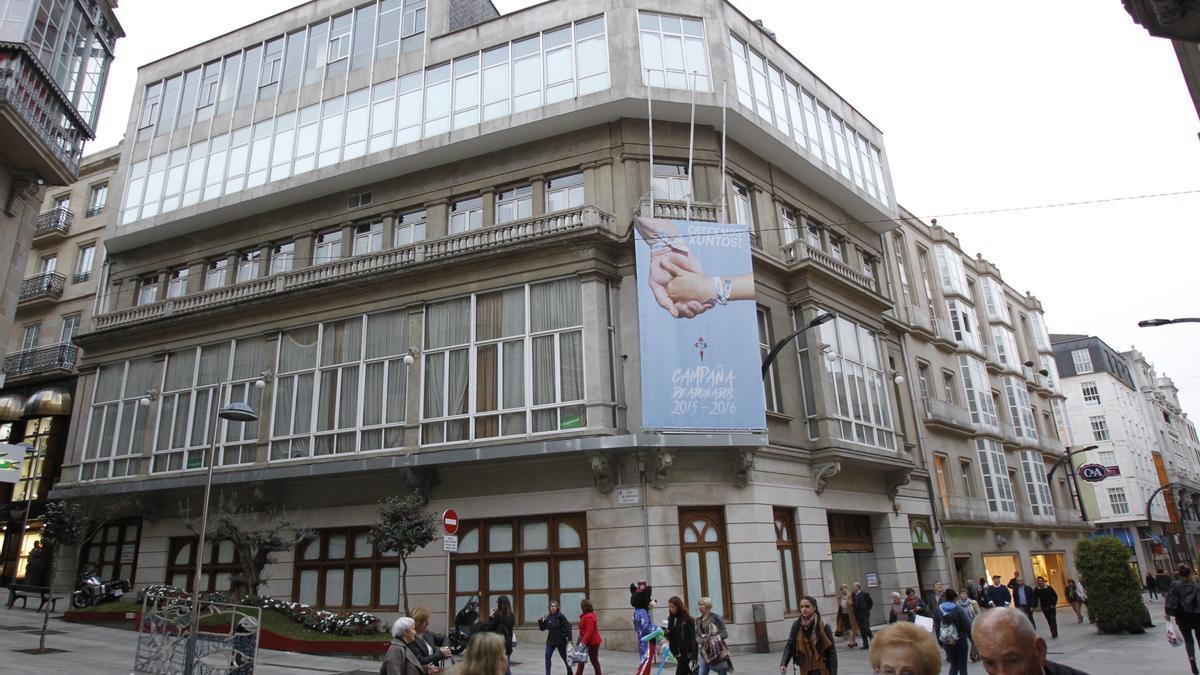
[{"xmin": 631, "ymin": 581, "xmax": 657, "ymax": 675}]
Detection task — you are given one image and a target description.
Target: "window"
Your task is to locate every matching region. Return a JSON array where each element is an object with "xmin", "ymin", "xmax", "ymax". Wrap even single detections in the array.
[
  {"xmin": 80, "ymin": 520, "xmax": 141, "ymax": 587},
  {"xmin": 453, "ymin": 54, "xmax": 481, "ymax": 127},
  {"xmin": 450, "ymin": 514, "xmax": 587, "ymax": 624},
  {"xmin": 402, "ymin": 0, "xmax": 427, "ymax": 41},
  {"xmin": 817, "ymin": 315, "xmax": 896, "ymax": 450},
  {"xmin": 1030, "ymin": 312, "xmax": 1050, "ymax": 350},
  {"xmin": 773, "ymin": 508, "xmax": 801, "ymax": 616},
  {"xmin": 167, "ymin": 267, "xmax": 189, "ymax": 299},
  {"xmin": 991, "ymin": 327, "xmax": 1020, "ymax": 368},
  {"xmin": 916, "ymin": 246, "xmax": 938, "ymax": 319},
  {"xmin": 137, "ymin": 276, "xmax": 159, "ymax": 306},
  {"xmin": 394, "ymin": 209, "xmax": 427, "ymax": 246},
  {"xmin": 81, "ymin": 358, "xmax": 153, "ymax": 480},
  {"xmin": 651, "ymin": 163, "xmax": 691, "ymax": 201},
  {"xmin": 805, "ymin": 221, "xmax": 822, "ymax": 250},
  {"xmin": 75, "ymin": 244, "xmax": 95, "ymax": 282},
  {"xmin": 828, "ymin": 237, "xmax": 844, "ymax": 263},
  {"xmin": 1108, "ymin": 488, "xmax": 1129, "ymax": 515},
  {"xmin": 205, "ymin": 258, "xmax": 228, "ymax": 289},
  {"xmin": 942, "ymin": 372, "xmax": 957, "ymax": 404},
  {"xmin": 166, "ymin": 537, "xmax": 238, "ymax": 593},
  {"xmin": 352, "ymin": 221, "xmax": 383, "ymax": 256},
  {"xmin": 542, "ymin": 27, "xmax": 572, "ymax": 105},
  {"xmin": 270, "ymin": 310, "xmax": 409, "ymax": 460},
  {"xmin": 959, "ymin": 355, "xmax": 998, "ymax": 428},
  {"xmin": 347, "ymin": 192, "xmax": 373, "ymax": 209},
  {"xmin": 758, "ymin": 307, "xmax": 781, "ymax": 414},
  {"xmin": 294, "ymin": 528, "xmax": 405, "ymax": 609},
  {"xmin": 1082, "ymin": 381, "xmax": 1101, "ymax": 405},
  {"xmin": 87, "ymin": 183, "xmax": 108, "ymax": 217},
  {"xmin": 916, "ymin": 363, "xmax": 931, "ymax": 408},
  {"xmin": 236, "ymin": 250, "xmax": 261, "ymax": 283},
  {"xmin": 21, "ymin": 323, "xmax": 40, "ymax": 351},
  {"xmin": 893, "ymin": 235, "xmax": 912, "ymax": 307},
  {"xmin": 270, "ymin": 242, "xmax": 295, "ymax": 275},
  {"xmin": 980, "ymin": 276, "xmax": 1009, "ymax": 323},
  {"xmin": 546, "ymin": 173, "xmax": 584, "ymax": 212},
  {"xmin": 1099, "ymin": 449, "xmax": 1117, "ymax": 466},
  {"xmin": 976, "ymin": 438, "xmax": 1016, "ymax": 514},
  {"xmin": 260, "ymin": 36, "xmax": 284, "ymax": 87},
  {"xmin": 946, "ymin": 299, "xmax": 981, "ymax": 352},
  {"xmin": 1019, "ymin": 451, "xmax": 1054, "ymax": 517},
  {"xmin": 449, "ymin": 196, "xmax": 483, "ymax": 234},
  {"xmin": 496, "ymin": 185, "xmax": 533, "ymax": 225},
  {"xmin": 314, "ymin": 229, "xmax": 343, "ymax": 265},
  {"xmin": 1003, "ymin": 377, "xmax": 1037, "ymax": 441},
  {"xmin": 40, "ymin": 254, "xmax": 57, "ymax": 274},
  {"xmin": 959, "ymin": 459, "xmax": 976, "ymax": 498},
  {"xmin": 1072, "ymin": 348, "xmax": 1093, "ymax": 375},
  {"xmin": 933, "ymin": 455, "xmax": 951, "ymax": 513},
  {"xmin": 60, "ymin": 315, "xmax": 81, "ymax": 344},
  {"xmin": 138, "ymin": 82, "xmax": 161, "ymax": 129},
  {"xmin": 1090, "ymin": 416, "xmax": 1110, "ymax": 442},
  {"xmin": 780, "ymin": 207, "xmax": 799, "ymax": 246},
  {"xmin": 638, "ymin": 12, "xmax": 710, "ymax": 91},
  {"xmin": 679, "ymin": 508, "xmax": 730, "ymax": 619},
  {"xmin": 327, "ymin": 13, "xmax": 352, "ymax": 63},
  {"xmin": 731, "ymin": 181, "xmax": 754, "ymax": 233},
  {"xmin": 422, "ymin": 279, "xmax": 584, "ymax": 445}
]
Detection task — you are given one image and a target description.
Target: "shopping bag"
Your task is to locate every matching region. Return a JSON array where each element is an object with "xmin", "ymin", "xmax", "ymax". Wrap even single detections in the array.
[{"xmin": 1168, "ymin": 619, "xmax": 1184, "ymax": 648}]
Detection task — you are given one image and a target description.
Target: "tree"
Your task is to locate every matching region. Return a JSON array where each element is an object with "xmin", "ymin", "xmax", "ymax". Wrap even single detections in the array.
[
  {"xmin": 37, "ymin": 500, "xmax": 86, "ymax": 653},
  {"xmin": 369, "ymin": 490, "xmax": 438, "ymax": 616},
  {"xmin": 1075, "ymin": 535, "xmax": 1149, "ymax": 633}
]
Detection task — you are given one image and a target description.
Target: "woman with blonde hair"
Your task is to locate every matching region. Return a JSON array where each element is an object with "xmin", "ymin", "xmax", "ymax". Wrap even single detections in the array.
[
  {"xmin": 867, "ymin": 621, "xmax": 943, "ymax": 675},
  {"xmin": 459, "ymin": 632, "xmax": 509, "ymax": 675},
  {"xmin": 837, "ymin": 585, "xmax": 858, "ymax": 648}
]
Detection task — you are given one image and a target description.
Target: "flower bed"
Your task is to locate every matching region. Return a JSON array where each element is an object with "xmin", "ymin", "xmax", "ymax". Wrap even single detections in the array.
[{"xmin": 136, "ymin": 585, "xmax": 387, "ymax": 637}]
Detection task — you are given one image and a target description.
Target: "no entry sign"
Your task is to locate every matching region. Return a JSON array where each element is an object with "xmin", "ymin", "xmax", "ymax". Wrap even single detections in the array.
[{"xmin": 442, "ymin": 509, "xmax": 459, "ymax": 535}]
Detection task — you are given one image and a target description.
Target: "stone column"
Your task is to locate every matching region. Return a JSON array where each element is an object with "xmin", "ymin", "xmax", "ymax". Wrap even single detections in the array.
[
  {"xmin": 257, "ymin": 243, "xmax": 272, "ymax": 278},
  {"xmin": 382, "ymin": 211, "xmax": 398, "ymax": 249},
  {"xmin": 340, "ymin": 222, "xmax": 355, "ymax": 257},
  {"xmin": 871, "ymin": 512, "xmax": 920, "ymax": 602},
  {"xmin": 750, "ymin": 184, "xmax": 773, "ymax": 251},
  {"xmin": 293, "ymin": 233, "xmax": 315, "ymax": 270},
  {"xmin": 224, "ymin": 252, "xmax": 239, "ymax": 284},
  {"xmin": 257, "ymin": 332, "xmax": 280, "ymax": 464},
  {"xmin": 594, "ymin": 158, "xmax": 615, "ymax": 215},
  {"xmin": 154, "ymin": 269, "xmax": 170, "ymax": 302},
  {"xmin": 403, "ymin": 303, "xmax": 424, "ymax": 449},
  {"xmin": 186, "ymin": 261, "xmax": 206, "ymax": 294},
  {"xmin": 795, "ymin": 503, "xmax": 836, "ymax": 609},
  {"xmin": 530, "ymin": 175, "xmax": 546, "ymax": 217},
  {"xmin": 425, "ymin": 199, "xmax": 449, "ymax": 240},
  {"xmin": 480, "ymin": 187, "xmax": 496, "ymax": 228},
  {"xmin": 580, "ymin": 272, "xmax": 612, "ymax": 429}
]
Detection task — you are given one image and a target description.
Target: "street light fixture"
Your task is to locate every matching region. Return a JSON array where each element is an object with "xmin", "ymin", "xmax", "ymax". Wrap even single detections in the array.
[
  {"xmin": 761, "ymin": 311, "xmax": 837, "ymax": 379},
  {"xmin": 1138, "ymin": 318, "xmax": 1200, "ymax": 328},
  {"xmin": 1046, "ymin": 444, "xmax": 1099, "ymax": 523},
  {"xmin": 183, "ymin": 382, "xmax": 262, "ymax": 675}
]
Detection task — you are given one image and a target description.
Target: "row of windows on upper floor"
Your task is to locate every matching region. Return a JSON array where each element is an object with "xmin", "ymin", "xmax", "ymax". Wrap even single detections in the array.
[
  {"xmin": 933, "ymin": 439, "xmax": 1057, "ymax": 519},
  {"xmin": 121, "ymin": 13, "xmax": 608, "ymax": 226}
]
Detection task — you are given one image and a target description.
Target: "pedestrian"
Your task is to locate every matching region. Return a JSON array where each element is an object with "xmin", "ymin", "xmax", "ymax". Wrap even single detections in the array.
[
  {"xmin": 972, "ymin": 607, "xmax": 1090, "ymax": 675},
  {"xmin": 867, "ymin": 621, "xmax": 942, "ymax": 675},
  {"xmin": 852, "ymin": 582, "xmax": 874, "ymax": 649},
  {"xmin": 383, "ymin": 617, "xmax": 427, "ymax": 675},
  {"xmin": 538, "ymin": 600, "xmax": 573, "ymax": 675},
  {"xmin": 901, "ymin": 587, "xmax": 927, "ymax": 622},
  {"xmin": 985, "ymin": 575, "xmax": 1012, "ymax": 608},
  {"xmin": 929, "ymin": 581, "xmax": 945, "ymax": 611},
  {"xmin": 779, "ymin": 595, "xmax": 837, "ymax": 675},
  {"xmin": 977, "ymin": 577, "xmax": 988, "ymax": 603},
  {"xmin": 408, "ymin": 607, "xmax": 452, "ymax": 672},
  {"xmin": 574, "ymin": 598, "xmax": 602, "ymax": 675},
  {"xmin": 934, "ymin": 588, "xmax": 972, "ymax": 675},
  {"xmin": 1064, "ymin": 580, "xmax": 1084, "ymax": 624},
  {"xmin": 1010, "ymin": 575, "xmax": 1036, "ymax": 628},
  {"xmin": 1166, "ymin": 564, "xmax": 1200, "ymax": 675},
  {"xmin": 887, "ymin": 592, "xmax": 903, "ymax": 624},
  {"xmin": 459, "ymin": 632, "xmax": 509, "ymax": 675},
  {"xmin": 475, "ymin": 596, "xmax": 516, "ymax": 675},
  {"xmin": 696, "ymin": 596, "xmax": 729, "ymax": 675},
  {"xmin": 838, "ymin": 584, "xmax": 859, "ymax": 647},
  {"xmin": 666, "ymin": 596, "xmax": 698, "ymax": 675},
  {"xmin": 1158, "ymin": 569, "xmax": 1174, "ymax": 598},
  {"xmin": 1033, "ymin": 577, "xmax": 1059, "ymax": 639},
  {"xmin": 957, "ymin": 588, "xmax": 981, "ymax": 663},
  {"xmin": 1147, "ymin": 571, "xmax": 1160, "ymax": 600}
]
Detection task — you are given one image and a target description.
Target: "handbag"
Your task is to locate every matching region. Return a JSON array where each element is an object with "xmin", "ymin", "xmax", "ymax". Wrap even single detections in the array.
[
  {"xmin": 1168, "ymin": 619, "xmax": 1184, "ymax": 648},
  {"xmin": 571, "ymin": 642, "xmax": 590, "ymax": 664}
]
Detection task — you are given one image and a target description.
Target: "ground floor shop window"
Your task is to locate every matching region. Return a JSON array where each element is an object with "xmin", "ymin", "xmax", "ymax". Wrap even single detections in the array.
[
  {"xmin": 80, "ymin": 518, "xmax": 141, "ymax": 584},
  {"xmin": 774, "ymin": 507, "xmax": 801, "ymax": 616},
  {"xmin": 450, "ymin": 513, "xmax": 587, "ymax": 624},
  {"xmin": 679, "ymin": 507, "xmax": 731, "ymax": 620},
  {"xmin": 293, "ymin": 528, "xmax": 401, "ymax": 610},
  {"xmin": 167, "ymin": 537, "xmax": 240, "ymax": 593}
]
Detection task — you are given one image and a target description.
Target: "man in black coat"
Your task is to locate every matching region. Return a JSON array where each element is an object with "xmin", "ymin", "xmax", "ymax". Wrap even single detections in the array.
[
  {"xmin": 1033, "ymin": 577, "xmax": 1059, "ymax": 638},
  {"xmin": 852, "ymin": 582, "xmax": 874, "ymax": 649},
  {"xmin": 986, "ymin": 574, "xmax": 1012, "ymax": 608},
  {"xmin": 1011, "ymin": 574, "xmax": 1037, "ymax": 628}
]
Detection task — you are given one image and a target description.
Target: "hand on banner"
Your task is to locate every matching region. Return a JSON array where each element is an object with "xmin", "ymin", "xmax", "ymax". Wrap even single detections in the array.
[{"xmin": 649, "ymin": 251, "xmax": 711, "ymax": 318}]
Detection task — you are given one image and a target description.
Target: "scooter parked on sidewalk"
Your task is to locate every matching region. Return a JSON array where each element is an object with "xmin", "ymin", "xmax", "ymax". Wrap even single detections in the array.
[
  {"xmin": 71, "ymin": 564, "xmax": 130, "ymax": 608},
  {"xmin": 447, "ymin": 597, "xmax": 480, "ymax": 655}
]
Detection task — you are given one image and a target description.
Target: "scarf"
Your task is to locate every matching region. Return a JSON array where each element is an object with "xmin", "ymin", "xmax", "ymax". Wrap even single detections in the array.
[{"xmin": 795, "ymin": 615, "xmax": 831, "ymax": 675}]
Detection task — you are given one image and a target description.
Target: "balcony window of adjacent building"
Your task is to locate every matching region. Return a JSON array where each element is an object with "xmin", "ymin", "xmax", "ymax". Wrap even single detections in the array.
[
  {"xmin": 270, "ymin": 310, "xmax": 408, "ymax": 460},
  {"xmin": 758, "ymin": 307, "xmax": 782, "ymax": 414},
  {"xmin": 87, "ymin": 183, "xmax": 108, "ymax": 217},
  {"xmin": 976, "ymin": 438, "xmax": 1016, "ymax": 515},
  {"xmin": 817, "ymin": 315, "xmax": 896, "ymax": 450},
  {"xmin": 236, "ymin": 250, "xmax": 260, "ymax": 283},
  {"xmin": 959, "ymin": 459, "xmax": 976, "ymax": 498},
  {"xmin": 1003, "ymin": 377, "xmax": 1038, "ymax": 441},
  {"xmin": 1090, "ymin": 415, "xmax": 1110, "ymax": 442},
  {"xmin": 21, "ymin": 323, "xmax": 40, "ymax": 352},
  {"xmin": 448, "ymin": 196, "xmax": 483, "ymax": 234},
  {"xmin": 651, "ymin": 163, "xmax": 691, "ymax": 202},
  {"xmin": 81, "ymin": 358, "xmax": 154, "ymax": 480},
  {"xmin": 205, "ymin": 258, "xmax": 228, "ymax": 289},
  {"xmin": 991, "ymin": 326, "xmax": 1020, "ymax": 368},
  {"xmin": 167, "ymin": 267, "xmax": 189, "ymax": 299},
  {"xmin": 270, "ymin": 242, "xmax": 295, "ymax": 275},
  {"xmin": 137, "ymin": 277, "xmax": 159, "ymax": 306},
  {"xmin": 780, "ymin": 207, "xmax": 799, "ymax": 247},
  {"xmin": 314, "ymin": 230, "xmax": 343, "ymax": 265},
  {"xmin": 934, "ymin": 244, "xmax": 968, "ymax": 296},
  {"xmin": 61, "ymin": 315, "xmax": 81, "ymax": 345},
  {"xmin": 1072, "ymin": 348, "xmax": 1093, "ymax": 375},
  {"xmin": 545, "ymin": 173, "xmax": 584, "ymax": 213},
  {"xmin": 731, "ymin": 181, "xmax": 754, "ymax": 234},
  {"xmin": 980, "ymin": 276, "xmax": 1009, "ymax": 324},
  {"xmin": 352, "ymin": 221, "xmax": 383, "ymax": 256},
  {"xmin": 1108, "ymin": 487, "xmax": 1129, "ymax": 515},
  {"xmin": 893, "ymin": 235, "xmax": 913, "ymax": 308},
  {"xmin": 828, "ymin": 237, "xmax": 844, "ymax": 263},
  {"xmin": 395, "ymin": 209, "xmax": 427, "ymax": 246},
  {"xmin": 39, "ymin": 254, "xmax": 57, "ymax": 275},
  {"xmin": 422, "ymin": 278, "xmax": 584, "ymax": 445},
  {"xmin": 1030, "ymin": 312, "xmax": 1050, "ymax": 350},
  {"xmin": 1082, "ymin": 381, "xmax": 1101, "ymax": 405},
  {"xmin": 496, "ymin": 186, "xmax": 533, "ymax": 225},
  {"xmin": 1019, "ymin": 450, "xmax": 1055, "ymax": 517},
  {"xmin": 959, "ymin": 355, "xmax": 998, "ymax": 429},
  {"xmin": 75, "ymin": 244, "xmax": 95, "ymax": 283},
  {"xmin": 638, "ymin": 12, "xmax": 710, "ymax": 91}
]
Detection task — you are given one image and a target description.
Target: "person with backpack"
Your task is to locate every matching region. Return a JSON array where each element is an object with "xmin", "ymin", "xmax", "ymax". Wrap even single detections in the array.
[
  {"xmin": 1032, "ymin": 577, "xmax": 1059, "ymax": 639},
  {"xmin": 1166, "ymin": 564, "xmax": 1200, "ymax": 675},
  {"xmin": 934, "ymin": 588, "xmax": 972, "ymax": 675}
]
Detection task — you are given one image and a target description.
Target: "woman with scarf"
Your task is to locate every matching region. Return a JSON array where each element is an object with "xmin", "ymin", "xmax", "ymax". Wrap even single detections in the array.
[
  {"xmin": 779, "ymin": 596, "xmax": 837, "ymax": 675},
  {"xmin": 839, "ymin": 586, "xmax": 858, "ymax": 648},
  {"xmin": 901, "ymin": 587, "xmax": 926, "ymax": 622}
]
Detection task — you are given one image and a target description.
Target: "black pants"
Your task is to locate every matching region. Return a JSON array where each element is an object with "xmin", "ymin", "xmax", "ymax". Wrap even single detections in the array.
[
  {"xmin": 1179, "ymin": 616, "xmax": 1200, "ymax": 673},
  {"xmin": 1020, "ymin": 605, "xmax": 1036, "ymax": 628},
  {"xmin": 546, "ymin": 643, "xmax": 570, "ymax": 675},
  {"xmin": 856, "ymin": 613, "xmax": 873, "ymax": 646},
  {"xmin": 1149, "ymin": 586, "xmax": 1159, "ymax": 599},
  {"xmin": 1041, "ymin": 607, "xmax": 1058, "ymax": 637}
]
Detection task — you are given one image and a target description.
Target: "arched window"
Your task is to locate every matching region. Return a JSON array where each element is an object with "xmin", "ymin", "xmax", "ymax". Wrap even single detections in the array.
[{"xmin": 679, "ymin": 508, "xmax": 730, "ymax": 619}]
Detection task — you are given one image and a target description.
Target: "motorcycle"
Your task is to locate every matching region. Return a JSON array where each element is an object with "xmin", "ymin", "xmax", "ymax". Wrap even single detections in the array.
[
  {"xmin": 71, "ymin": 564, "xmax": 131, "ymax": 608},
  {"xmin": 447, "ymin": 597, "xmax": 480, "ymax": 655}
]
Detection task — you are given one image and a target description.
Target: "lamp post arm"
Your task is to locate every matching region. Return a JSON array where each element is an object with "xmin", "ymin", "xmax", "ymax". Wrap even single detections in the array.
[
  {"xmin": 762, "ymin": 313, "xmax": 835, "ymax": 380},
  {"xmin": 1046, "ymin": 445, "xmax": 1099, "ymax": 481}
]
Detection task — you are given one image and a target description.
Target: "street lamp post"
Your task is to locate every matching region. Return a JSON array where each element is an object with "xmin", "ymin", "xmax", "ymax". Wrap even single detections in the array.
[
  {"xmin": 15, "ymin": 443, "xmax": 38, "ymax": 582},
  {"xmin": 1146, "ymin": 483, "xmax": 1177, "ymax": 567},
  {"xmin": 182, "ymin": 381, "xmax": 261, "ymax": 675},
  {"xmin": 1138, "ymin": 318, "xmax": 1200, "ymax": 328},
  {"xmin": 762, "ymin": 311, "xmax": 837, "ymax": 379},
  {"xmin": 1046, "ymin": 445, "xmax": 1099, "ymax": 523}
]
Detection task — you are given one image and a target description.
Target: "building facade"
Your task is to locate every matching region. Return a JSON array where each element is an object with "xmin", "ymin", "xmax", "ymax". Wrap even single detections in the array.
[
  {"xmin": 51, "ymin": 0, "xmax": 945, "ymax": 650},
  {"xmin": 0, "ymin": 0, "xmax": 122, "ymax": 373},
  {"xmin": 0, "ymin": 144, "xmax": 118, "ymax": 585},
  {"xmin": 1124, "ymin": 0, "xmax": 1200, "ymax": 127},
  {"xmin": 883, "ymin": 216, "xmax": 1088, "ymax": 605}
]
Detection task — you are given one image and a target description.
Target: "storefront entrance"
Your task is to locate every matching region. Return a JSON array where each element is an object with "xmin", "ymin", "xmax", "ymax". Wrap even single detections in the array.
[
  {"xmin": 829, "ymin": 513, "xmax": 883, "ymax": 625},
  {"xmin": 983, "ymin": 553, "xmax": 1021, "ymax": 586},
  {"xmin": 1030, "ymin": 553, "xmax": 1068, "ymax": 606}
]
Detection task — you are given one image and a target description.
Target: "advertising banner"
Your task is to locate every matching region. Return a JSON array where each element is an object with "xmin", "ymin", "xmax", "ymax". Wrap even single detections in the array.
[{"xmin": 633, "ymin": 217, "xmax": 766, "ymax": 431}]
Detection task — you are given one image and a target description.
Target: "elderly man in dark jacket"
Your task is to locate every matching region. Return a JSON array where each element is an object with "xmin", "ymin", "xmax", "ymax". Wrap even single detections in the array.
[
  {"xmin": 986, "ymin": 575, "xmax": 1012, "ymax": 608},
  {"xmin": 851, "ymin": 582, "xmax": 874, "ymax": 649}
]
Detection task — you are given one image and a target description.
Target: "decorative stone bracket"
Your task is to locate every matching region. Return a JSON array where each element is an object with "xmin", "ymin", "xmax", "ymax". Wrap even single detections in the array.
[
  {"xmin": 813, "ymin": 461, "xmax": 842, "ymax": 494},
  {"xmin": 652, "ymin": 448, "xmax": 675, "ymax": 489},
  {"xmin": 5, "ymin": 175, "xmax": 42, "ymax": 217},
  {"xmin": 886, "ymin": 469, "xmax": 913, "ymax": 504},
  {"xmin": 732, "ymin": 449, "xmax": 755, "ymax": 488},
  {"xmin": 590, "ymin": 454, "xmax": 614, "ymax": 494}
]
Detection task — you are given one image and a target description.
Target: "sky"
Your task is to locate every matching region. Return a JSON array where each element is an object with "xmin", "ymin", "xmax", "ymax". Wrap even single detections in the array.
[{"xmin": 91, "ymin": 1, "xmax": 1200, "ymax": 420}]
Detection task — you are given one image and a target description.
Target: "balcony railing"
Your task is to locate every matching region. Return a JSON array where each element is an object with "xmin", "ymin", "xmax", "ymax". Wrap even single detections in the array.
[
  {"xmin": 943, "ymin": 495, "xmax": 1019, "ymax": 524},
  {"xmin": 85, "ymin": 205, "xmax": 105, "ymax": 218},
  {"xmin": 985, "ymin": 344, "xmax": 1002, "ymax": 368},
  {"xmin": 782, "ymin": 241, "xmax": 879, "ymax": 293},
  {"xmin": 923, "ymin": 398, "xmax": 973, "ymax": 433},
  {"xmin": 93, "ymin": 206, "xmax": 615, "ymax": 331},
  {"xmin": 931, "ymin": 317, "xmax": 956, "ymax": 344},
  {"xmin": 73, "ymin": 272, "xmax": 91, "ymax": 284},
  {"xmin": 34, "ymin": 207, "xmax": 72, "ymax": 237},
  {"xmin": 19, "ymin": 272, "xmax": 65, "ymax": 303},
  {"xmin": 3, "ymin": 342, "xmax": 78, "ymax": 378},
  {"xmin": 1018, "ymin": 502, "xmax": 1058, "ymax": 526},
  {"xmin": 0, "ymin": 47, "xmax": 87, "ymax": 177},
  {"xmin": 638, "ymin": 199, "xmax": 720, "ymax": 223}
]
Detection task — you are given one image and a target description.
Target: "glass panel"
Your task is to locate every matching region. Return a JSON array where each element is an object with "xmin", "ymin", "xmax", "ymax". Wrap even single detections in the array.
[
  {"xmin": 488, "ymin": 562, "xmax": 513, "ymax": 591},
  {"xmin": 354, "ymin": 533, "xmax": 373, "ymax": 558},
  {"xmin": 328, "ymin": 533, "xmax": 346, "ymax": 559},
  {"xmin": 705, "ymin": 550, "xmax": 725, "ymax": 616},
  {"xmin": 685, "ymin": 551, "xmax": 702, "ymax": 614},
  {"xmin": 522, "ymin": 522, "xmax": 548, "ymax": 551},
  {"xmin": 325, "ymin": 569, "xmax": 345, "ymax": 606},
  {"xmin": 524, "ymin": 594, "xmax": 550, "ymax": 623},
  {"xmin": 557, "ymin": 522, "xmax": 581, "ymax": 549},
  {"xmin": 560, "ymin": 591, "xmax": 585, "ymax": 623},
  {"xmin": 523, "ymin": 561, "xmax": 549, "ymax": 590},
  {"xmin": 217, "ymin": 540, "xmax": 235, "ymax": 564},
  {"xmin": 351, "ymin": 568, "xmax": 372, "ymax": 605},
  {"xmin": 559, "ymin": 559, "xmax": 586, "ymax": 588},
  {"xmin": 488, "ymin": 524, "xmax": 513, "ymax": 552},
  {"xmin": 379, "ymin": 567, "xmax": 399, "ymax": 607},
  {"xmin": 782, "ymin": 549, "xmax": 798, "ymax": 612},
  {"xmin": 458, "ymin": 528, "xmax": 479, "ymax": 554},
  {"xmin": 455, "ymin": 564, "xmax": 479, "ymax": 592},
  {"xmin": 299, "ymin": 569, "xmax": 318, "ymax": 605}
]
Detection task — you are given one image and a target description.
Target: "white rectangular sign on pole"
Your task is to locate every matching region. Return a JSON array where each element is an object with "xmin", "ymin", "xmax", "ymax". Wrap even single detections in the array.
[{"xmin": 443, "ymin": 535, "xmax": 458, "ymax": 552}]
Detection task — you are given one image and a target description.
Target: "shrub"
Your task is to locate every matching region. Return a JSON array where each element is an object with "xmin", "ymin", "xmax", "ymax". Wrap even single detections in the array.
[
  {"xmin": 1075, "ymin": 536, "xmax": 1149, "ymax": 633},
  {"xmin": 136, "ymin": 586, "xmax": 384, "ymax": 636}
]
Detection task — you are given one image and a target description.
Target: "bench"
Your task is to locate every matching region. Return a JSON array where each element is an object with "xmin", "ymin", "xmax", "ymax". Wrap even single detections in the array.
[{"xmin": 5, "ymin": 584, "xmax": 60, "ymax": 611}]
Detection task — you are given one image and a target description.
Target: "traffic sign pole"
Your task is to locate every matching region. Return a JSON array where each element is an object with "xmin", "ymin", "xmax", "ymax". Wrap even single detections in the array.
[{"xmin": 442, "ymin": 508, "xmax": 457, "ymax": 637}]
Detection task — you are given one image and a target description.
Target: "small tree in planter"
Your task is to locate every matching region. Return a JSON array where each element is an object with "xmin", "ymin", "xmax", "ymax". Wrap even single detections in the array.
[
  {"xmin": 1075, "ymin": 535, "xmax": 1148, "ymax": 633},
  {"xmin": 369, "ymin": 490, "xmax": 438, "ymax": 616},
  {"xmin": 36, "ymin": 500, "xmax": 86, "ymax": 652}
]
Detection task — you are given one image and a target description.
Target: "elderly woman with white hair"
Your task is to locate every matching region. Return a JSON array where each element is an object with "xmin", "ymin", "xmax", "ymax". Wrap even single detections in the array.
[{"xmin": 384, "ymin": 616, "xmax": 431, "ymax": 675}]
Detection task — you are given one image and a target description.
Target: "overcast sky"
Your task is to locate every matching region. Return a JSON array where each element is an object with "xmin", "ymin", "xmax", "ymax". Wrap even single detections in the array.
[{"xmin": 92, "ymin": 0, "xmax": 1200, "ymax": 421}]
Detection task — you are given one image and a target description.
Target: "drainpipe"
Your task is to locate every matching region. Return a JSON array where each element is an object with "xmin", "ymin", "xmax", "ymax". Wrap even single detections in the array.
[{"xmin": 639, "ymin": 458, "xmax": 651, "ymax": 582}]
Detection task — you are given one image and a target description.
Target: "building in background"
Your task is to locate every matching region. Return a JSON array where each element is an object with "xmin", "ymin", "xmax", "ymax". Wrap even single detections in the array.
[
  {"xmin": 0, "ymin": 144, "xmax": 119, "ymax": 585},
  {"xmin": 0, "ymin": 0, "xmax": 122, "ymax": 379},
  {"xmin": 50, "ymin": 0, "xmax": 942, "ymax": 649},
  {"xmin": 1123, "ymin": 0, "xmax": 1200, "ymax": 129},
  {"xmin": 885, "ymin": 215, "xmax": 1087, "ymax": 605}
]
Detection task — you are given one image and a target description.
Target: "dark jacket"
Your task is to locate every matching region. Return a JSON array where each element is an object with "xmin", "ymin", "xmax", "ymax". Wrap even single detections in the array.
[
  {"xmin": 932, "ymin": 601, "xmax": 971, "ymax": 647},
  {"xmin": 901, "ymin": 595, "xmax": 927, "ymax": 621},
  {"xmin": 538, "ymin": 611, "xmax": 572, "ymax": 647},
  {"xmin": 1156, "ymin": 573, "xmax": 1173, "ymax": 593},
  {"xmin": 382, "ymin": 638, "xmax": 425, "ymax": 675},
  {"xmin": 1167, "ymin": 580, "xmax": 1200, "ymax": 619},
  {"xmin": 475, "ymin": 613, "xmax": 515, "ymax": 656},
  {"xmin": 852, "ymin": 590, "xmax": 873, "ymax": 617},
  {"xmin": 1011, "ymin": 583, "xmax": 1035, "ymax": 609},
  {"xmin": 1033, "ymin": 586, "xmax": 1058, "ymax": 611},
  {"xmin": 780, "ymin": 620, "xmax": 837, "ymax": 675},
  {"xmin": 1043, "ymin": 660, "xmax": 1091, "ymax": 675},
  {"xmin": 986, "ymin": 583, "xmax": 1012, "ymax": 608},
  {"xmin": 667, "ymin": 613, "xmax": 697, "ymax": 663},
  {"xmin": 698, "ymin": 612, "xmax": 728, "ymax": 640},
  {"xmin": 407, "ymin": 630, "xmax": 446, "ymax": 667}
]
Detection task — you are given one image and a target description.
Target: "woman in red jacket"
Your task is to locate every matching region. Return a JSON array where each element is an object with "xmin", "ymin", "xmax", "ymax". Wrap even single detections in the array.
[{"xmin": 575, "ymin": 598, "xmax": 603, "ymax": 675}]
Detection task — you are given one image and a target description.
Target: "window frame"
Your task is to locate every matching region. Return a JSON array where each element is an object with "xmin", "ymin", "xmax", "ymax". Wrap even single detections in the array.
[
  {"xmin": 773, "ymin": 507, "xmax": 802, "ymax": 617},
  {"xmin": 758, "ymin": 306, "xmax": 782, "ymax": 414},
  {"xmin": 167, "ymin": 536, "xmax": 240, "ymax": 593},
  {"xmin": 1072, "ymin": 348, "xmax": 1094, "ymax": 375},
  {"xmin": 678, "ymin": 507, "xmax": 732, "ymax": 621}
]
